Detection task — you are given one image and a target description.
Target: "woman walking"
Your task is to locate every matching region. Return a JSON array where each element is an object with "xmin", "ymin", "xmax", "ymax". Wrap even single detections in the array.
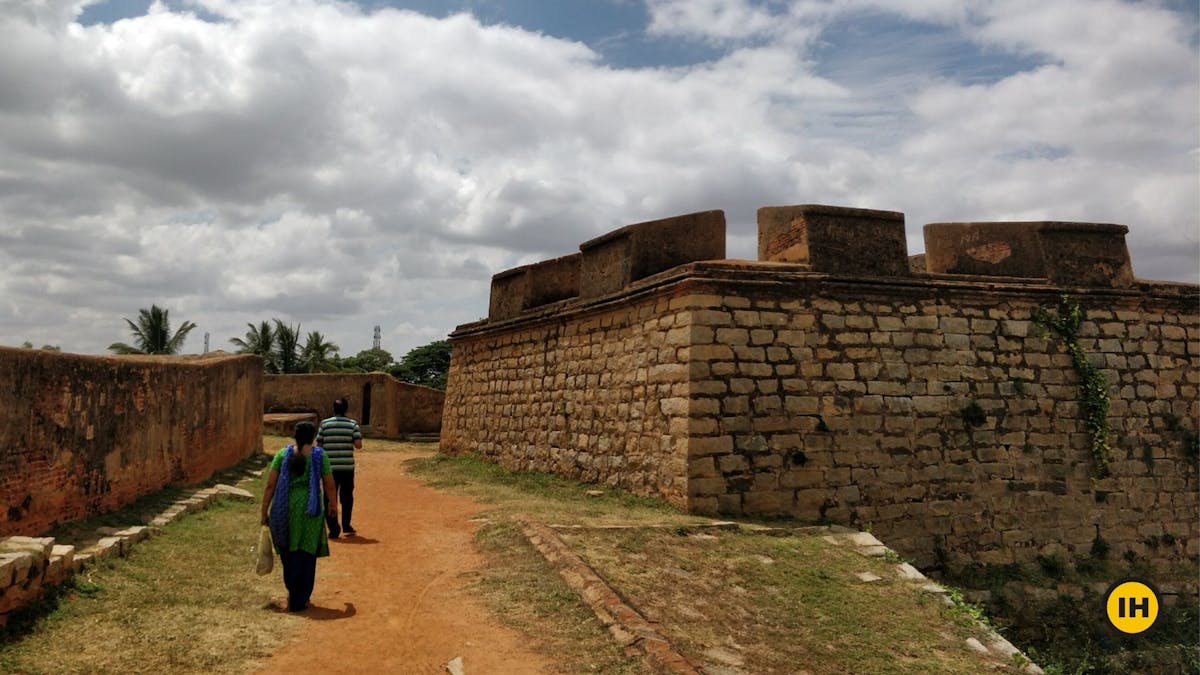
[{"xmin": 261, "ymin": 421, "xmax": 337, "ymax": 612}]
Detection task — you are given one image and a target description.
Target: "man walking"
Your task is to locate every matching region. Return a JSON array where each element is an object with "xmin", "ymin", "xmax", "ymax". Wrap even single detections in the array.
[{"xmin": 318, "ymin": 397, "xmax": 363, "ymax": 537}]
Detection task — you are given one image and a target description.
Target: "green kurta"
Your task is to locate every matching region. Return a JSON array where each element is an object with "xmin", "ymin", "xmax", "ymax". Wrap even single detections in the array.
[{"xmin": 270, "ymin": 447, "xmax": 333, "ymax": 557}]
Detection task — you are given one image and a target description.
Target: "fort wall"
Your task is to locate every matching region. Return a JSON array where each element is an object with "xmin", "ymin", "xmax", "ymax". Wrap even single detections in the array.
[
  {"xmin": 442, "ymin": 205, "xmax": 1199, "ymax": 571},
  {"xmin": 0, "ymin": 349, "xmax": 262, "ymax": 535},
  {"xmin": 263, "ymin": 373, "xmax": 444, "ymax": 439}
]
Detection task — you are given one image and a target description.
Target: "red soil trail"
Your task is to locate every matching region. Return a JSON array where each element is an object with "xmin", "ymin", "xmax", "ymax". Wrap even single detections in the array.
[{"xmin": 256, "ymin": 450, "xmax": 555, "ymax": 675}]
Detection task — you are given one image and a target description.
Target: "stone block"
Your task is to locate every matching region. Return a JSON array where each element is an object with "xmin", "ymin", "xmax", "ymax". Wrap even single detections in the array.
[
  {"xmin": 0, "ymin": 536, "xmax": 55, "ymax": 559},
  {"xmin": 0, "ymin": 553, "xmax": 33, "ymax": 587},
  {"xmin": 91, "ymin": 536, "xmax": 124, "ymax": 559},
  {"xmin": 579, "ymin": 210, "xmax": 725, "ymax": 298},
  {"xmin": 923, "ymin": 221, "xmax": 1133, "ymax": 287},
  {"xmin": 0, "ymin": 581, "xmax": 44, "ymax": 614},
  {"xmin": 116, "ymin": 526, "xmax": 151, "ymax": 544},
  {"xmin": 489, "ymin": 252, "xmax": 582, "ymax": 321},
  {"xmin": 44, "ymin": 553, "xmax": 70, "ymax": 585},
  {"xmin": 50, "ymin": 545, "xmax": 74, "ymax": 570},
  {"xmin": 757, "ymin": 204, "xmax": 909, "ymax": 276},
  {"xmin": 214, "ymin": 484, "xmax": 255, "ymax": 500},
  {"xmin": 742, "ymin": 490, "xmax": 790, "ymax": 515}
]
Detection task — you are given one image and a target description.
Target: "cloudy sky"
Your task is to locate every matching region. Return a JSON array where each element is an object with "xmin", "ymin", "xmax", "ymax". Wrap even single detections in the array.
[{"xmin": 1, "ymin": 0, "xmax": 1196, "ymax": 358}]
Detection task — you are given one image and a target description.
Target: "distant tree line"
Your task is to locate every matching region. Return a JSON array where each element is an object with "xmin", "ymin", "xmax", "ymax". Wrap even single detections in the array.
[
  {"xmin": 101, "ymin": 304, "xmax": 451, "ymax": 389},
  {"xmin": 229, "ymin": 319, "xmax": 450, "ymax": 388}
]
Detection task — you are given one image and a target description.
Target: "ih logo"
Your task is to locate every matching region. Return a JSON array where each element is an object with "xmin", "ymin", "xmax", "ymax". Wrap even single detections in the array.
[{"xmin": 1104, "ymin": 578, "xmax": 1161, "ymax": 635}]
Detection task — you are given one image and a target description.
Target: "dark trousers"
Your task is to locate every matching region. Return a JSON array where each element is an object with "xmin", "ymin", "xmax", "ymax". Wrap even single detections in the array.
[
  {"xmin": 280, "ymin": 549, "xmax": 317, "ymax": 612},
  {"xmin": 325, "ymin": 470, "xmax": 355, "ymax": 532}
]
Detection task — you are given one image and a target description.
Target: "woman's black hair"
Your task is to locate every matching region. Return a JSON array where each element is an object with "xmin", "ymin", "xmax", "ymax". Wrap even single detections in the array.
[{"xmin": 290, "ymin": 421, "xmax": 318, "ymax": 476}]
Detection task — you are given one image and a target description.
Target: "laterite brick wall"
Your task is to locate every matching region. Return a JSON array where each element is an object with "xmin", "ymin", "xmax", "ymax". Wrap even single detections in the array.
[{"xmin": 0, "ymin": 349, "xmax": 262, "ymax": 535}]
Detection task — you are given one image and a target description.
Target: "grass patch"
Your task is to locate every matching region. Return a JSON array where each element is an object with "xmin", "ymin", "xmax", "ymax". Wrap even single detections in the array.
[
  {"xmin": 406, "ymin": 451, "xmax": 695, "ymax": 527},
  {"xmin": 0, "ymin": 495, "xmax": 296, "ymax": 674},
  {"xmin": 557, "ymin": 528, "xmax": 1004, "ymax": 674},
  {"xmin": 469, "ymin": 521, "xmax": 643, "ymax": 674}
]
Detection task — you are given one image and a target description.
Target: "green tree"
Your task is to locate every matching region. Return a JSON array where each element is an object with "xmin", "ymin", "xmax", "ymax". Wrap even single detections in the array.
[
  {"xmin": 301, "ymin": 331, "xmax": 340, "ymax": 373},
  {"xmin": 389, "ymin": 339, "xmax": 451, "ymax": 389},
  {"xmin": 108, "ymin": 305, "xmax": 197, "ymax": 355},
  {"xmin": 228, "ymin": 321, "xmax": 275, "ymax": 365},
  {"xmin": 272, "ymin": 319, "xmax": 304, "ymax": 374},
  {"xmin": 339, "ymin": 347, "xmax": 393, "ymax": 373}
]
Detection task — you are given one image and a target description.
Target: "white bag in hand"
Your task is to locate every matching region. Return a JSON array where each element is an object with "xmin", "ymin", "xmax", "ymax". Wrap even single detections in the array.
[{"xmin": 255, "ymin": 525, "xmax": 274, "ymax": 575}]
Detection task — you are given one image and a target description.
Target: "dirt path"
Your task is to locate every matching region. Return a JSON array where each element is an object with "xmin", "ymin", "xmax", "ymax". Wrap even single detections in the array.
[{"xmin": 256, "ymin": 449, "xmax": 556, "ymax": 675}]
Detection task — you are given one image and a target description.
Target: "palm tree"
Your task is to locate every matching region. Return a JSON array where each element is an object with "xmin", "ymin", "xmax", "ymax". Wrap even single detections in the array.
[
  {"xmin": 301, "ymin": 331, "xmax": 340, "ymax": 373},
  {"xmin": 272, "ymin": 319, "xmax": 303, "ymax": 374},
  {"xmin": 108, "ymin": 305, "xmax": 197, "ymax": 355},
  {"xmin": 229, "ymin": 321, "xmax": 276, "ymax": 369}
]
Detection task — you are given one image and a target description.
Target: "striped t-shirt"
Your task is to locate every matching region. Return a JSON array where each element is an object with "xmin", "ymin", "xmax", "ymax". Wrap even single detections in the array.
[{"xmin": 317, "ymin": 416, "xmax": 362, "ymax": 472}]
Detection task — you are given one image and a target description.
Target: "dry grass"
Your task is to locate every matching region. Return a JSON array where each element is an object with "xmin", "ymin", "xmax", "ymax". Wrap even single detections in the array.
[
  {"xmin": 408, "ymin": 448, "xmax": 1026, "ymax": 675},
  {"xmin": 559, "ymin": 527, "xmax": 1002, "ymax": 674},
  {"xmin": 0, "ymin": 500, "xmax": 292, "ymax": 674},
  {"xmin": 469, "ymin": 520, "xmax": 646, "ymax": 674}
]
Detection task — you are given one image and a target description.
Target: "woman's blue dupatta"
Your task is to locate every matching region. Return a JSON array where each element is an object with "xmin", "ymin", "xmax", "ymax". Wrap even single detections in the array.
[{"xmin": 268, "ymin": 445, "xmax": 324, "ymax": 553}]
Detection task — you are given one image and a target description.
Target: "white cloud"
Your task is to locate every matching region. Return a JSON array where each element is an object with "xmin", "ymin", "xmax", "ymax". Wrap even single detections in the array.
[
  {"xmin": 0, "ymin": 0, "xmax": 1194, "ymax": 356},
  {"xmin": 646, "ymin": 0, "xmax": 786, "ymax": 42}
]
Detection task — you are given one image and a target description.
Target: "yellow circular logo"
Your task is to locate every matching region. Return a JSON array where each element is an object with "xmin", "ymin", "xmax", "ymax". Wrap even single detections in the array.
[{"xmin": 1104, "ymin": 579, "xmax": 1161, "ymax": 635}]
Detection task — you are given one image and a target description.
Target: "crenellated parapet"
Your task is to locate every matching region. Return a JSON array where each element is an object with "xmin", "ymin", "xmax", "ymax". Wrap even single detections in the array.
[
  {"xmin": 483, "ymin": 204, "xmax": 1145, "ymax": 328},
  {"xmin": 757, "ymin": 204, "xmax": 910, "ymax": 277},
  {"xmin": 924, "ymin": 221, "xmax": 1135, "ymax": 288},
  {"xmin": 488, "ymin": 210, "xmax": 726, "ymax": 322}
]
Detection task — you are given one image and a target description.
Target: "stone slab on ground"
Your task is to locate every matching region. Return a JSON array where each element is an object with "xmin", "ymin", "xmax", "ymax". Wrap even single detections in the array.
[{"xmin": 214, "ymin": 484, "xmax": 254, "ymax": 500}]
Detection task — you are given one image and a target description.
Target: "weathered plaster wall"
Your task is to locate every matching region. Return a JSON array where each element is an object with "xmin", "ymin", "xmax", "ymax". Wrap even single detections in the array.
[
  {"xmin": 442, "ymin": 205, "xmax": 1199, "ymax": 572},
  {"xmin": 0, "ymin": 349, "xmax": 262, "ymax": 536},
  {"xmin": 263, "ymin": 373, "xmax": 444, "ymax": 438}
]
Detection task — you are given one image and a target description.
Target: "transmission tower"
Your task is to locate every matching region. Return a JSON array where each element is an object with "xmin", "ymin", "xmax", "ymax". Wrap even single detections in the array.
[{"xmin": 373, "ymin": 325, "xmax": 381, "ymax": 350}]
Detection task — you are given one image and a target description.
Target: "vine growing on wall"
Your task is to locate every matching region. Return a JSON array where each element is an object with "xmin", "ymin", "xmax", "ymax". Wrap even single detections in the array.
[{"xmin": 1032, "ymin": 295, "xmax": 1112, "ymax": 478}]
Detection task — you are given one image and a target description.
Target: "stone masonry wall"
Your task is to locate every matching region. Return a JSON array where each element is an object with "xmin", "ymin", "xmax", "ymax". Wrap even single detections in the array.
[
  {"xmin": 444, "ymin": 205, "xmax": 1199, "ymax": 572},
  {"xmin": 675, "ymin": 264, "xmax": 1198, "ymax": 569},
  {"xmin": 0, "ymin": 349, "xmax": 262, "ymax": 536},
  {"xmin": 443, "ymin": 283, "xmax": 695, "ymax": 504}
]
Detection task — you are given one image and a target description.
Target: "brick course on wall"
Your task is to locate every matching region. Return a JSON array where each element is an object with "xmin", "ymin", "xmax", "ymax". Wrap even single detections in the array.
[
  {"xmin": 0, "ymin": 349, "xmax": 262, "ymax": 536},
  {"xmin": 443, "ymin": 205, "xmax": 1199, "ymax": 572},
  {"xmin": 264, "ymin": 373, "xmax": 444, "ymax": 439}
]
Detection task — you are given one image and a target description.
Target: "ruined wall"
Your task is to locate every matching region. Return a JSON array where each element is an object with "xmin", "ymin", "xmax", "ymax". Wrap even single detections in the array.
[
  {"xmin": 0, "ymin": 349, "xmax": 262, "ymax": 536},
  {"xmin": 263, "ymin": 373, "xmax": 444, "ymax": 438},
  {"xmin": 443, "ymin": 204, "xmax": 1199, "ymax": 572}
]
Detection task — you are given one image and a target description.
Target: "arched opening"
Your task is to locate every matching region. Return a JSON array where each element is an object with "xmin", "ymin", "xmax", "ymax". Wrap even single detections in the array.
[{"xmin": 361, "ymin": 383, "xmax": 372, "ymax": 425}]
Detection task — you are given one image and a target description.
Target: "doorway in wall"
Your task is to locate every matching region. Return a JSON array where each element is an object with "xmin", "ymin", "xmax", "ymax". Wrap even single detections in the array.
[{"xmin": 362, "ymin": 383, "xmax": 372, "ymax": 426}]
